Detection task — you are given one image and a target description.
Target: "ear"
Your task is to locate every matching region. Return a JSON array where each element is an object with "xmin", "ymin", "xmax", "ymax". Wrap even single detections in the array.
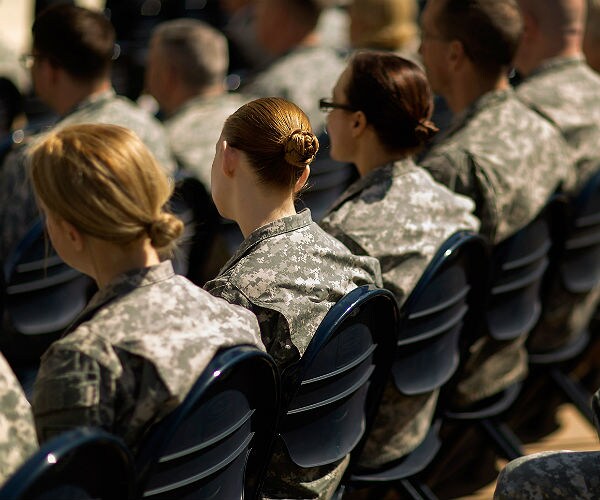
[
  {"xmin": 294, "ymin": 165, "xmax": 310, "ymax": 193},
  {"xmin": 350, "ymin": 110, "xmax": 368, "ymax": 138},
  {"xmin": 60, "ymin": 219, "xmax": 85, "ymax": 252},
  {"xmin": 448, "ymin": 39, "xmax": 466, "ymax": 71},
  {"xmin": 520, "ymin": 11, "xmax": 537, "ymax": 42},
  {"xmin": 221, "ymin": 140, "xmax": 238, "ymax": 178}
]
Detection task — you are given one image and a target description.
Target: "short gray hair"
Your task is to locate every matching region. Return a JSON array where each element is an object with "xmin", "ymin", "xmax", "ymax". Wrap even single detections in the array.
[{"xmin": 152, "ymin": 19, "xmax": 228, "ymax": 89}]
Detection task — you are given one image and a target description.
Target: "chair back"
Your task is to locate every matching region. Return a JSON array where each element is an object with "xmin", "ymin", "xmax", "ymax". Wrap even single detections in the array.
[
  {"xmin": 278, "ymin": 285, "xmax": 398, "ymax": 469},
  {"xmin": 135, "ymin": 345, "xmax": 280, "ymax": 500},
  {"xmin": 392, "ymin": 231, "xmax": 489, "ymax": 397},
  {"xmin": 559, "ymin": 170, "xmax": 600, "ymax": 294},
  {"xmin": 0, "ymin": 427, "xmax": 134, "ymax": 500},
  {"xmin": 0, "ymin": 219, "xmax": 96, "ymax": 363},
  {"xmin": 485, "ymin": 200, "xmax": 566, "ymax": 341}
]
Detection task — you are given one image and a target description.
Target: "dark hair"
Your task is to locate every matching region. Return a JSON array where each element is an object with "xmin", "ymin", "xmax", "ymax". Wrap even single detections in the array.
[
  {"xmin": 435, "ymin": 0, "xmax": 522, "ymax": 76},
  {"xmin": 286, "ymin": 0, "xmax": 322, "ymax": 29},
  {"xmin": 345, "ymin": 51, "xmax": 438, "ymax": 155},
  {"xmin": 222, "ymin": 97, "xmax": 319, "ymax": 190},
  {"xmin": 32, "ymin": 4, "xmax": 115, "ymax": 81}
]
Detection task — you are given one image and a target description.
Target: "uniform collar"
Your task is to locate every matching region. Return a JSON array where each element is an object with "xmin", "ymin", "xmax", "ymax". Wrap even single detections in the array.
[
  {"xmin": 219, "ymin": 209, "xmax": 313, "ymax": 274},
  {"xmin": 326, "ymin": 158, "xmax": 416, "ymax": 213},
  {"xmin": 525, "ymin": 55, "xmax": 586, "ymax": 80},
  {"xmin": 61, "ymin": 88, "xmax": 116, "ymax": 119}
]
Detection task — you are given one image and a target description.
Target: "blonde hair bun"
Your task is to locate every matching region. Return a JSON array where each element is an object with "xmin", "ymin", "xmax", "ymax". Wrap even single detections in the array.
[
  {"xmin": 283, "ymin": 129, "xmax": 319, "ymax": 168},
  {"xmin": 147, "ymin": 212, "xmax": 184, "ymax": 249}
]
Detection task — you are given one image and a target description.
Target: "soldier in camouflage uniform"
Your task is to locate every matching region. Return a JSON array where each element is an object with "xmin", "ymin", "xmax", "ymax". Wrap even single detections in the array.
[
  {"xmin": 419, "ymin": 0, "xmax": 574, "ymax": 406},
  {"xmin": 203, "ymin": 97, "xmax": 382, "ymax": 499},
  {"xmin": 0, "ymin": 4, "xmax": 175, "ymax": 262},
  {"xmin": 0, "ymin": 352, "xmax": 38, "ymax": 484},
  {"xmin": 146, "ymin": 19, "xmax": 247, "ymax": 190},
  {"xmin": 319, "ymin": 52, "xmax": 479, "ymax": 468},
  {"xmin": 494, "ymin": 387, "xmax": 600, "ymax": 499},
  {"xmin": 240, "ymin": 0, "xmax": 346, "ymax": 133},
  {"xmin": 513, "ymin": 0, "xmax": 600, "ymax": 353},
  {"xmin": 28, "ymin": 123, "xmax": 262, "ymax": 450}
]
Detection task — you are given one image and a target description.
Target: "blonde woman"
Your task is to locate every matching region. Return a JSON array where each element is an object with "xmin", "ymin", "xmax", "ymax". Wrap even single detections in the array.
[
  {"xmin": 29, "ymin": 123, "xmax": 262, "ymax": 449},
  {"xmin": 204, "ymin": 97, "xmax": 382, "ymax": 499}
]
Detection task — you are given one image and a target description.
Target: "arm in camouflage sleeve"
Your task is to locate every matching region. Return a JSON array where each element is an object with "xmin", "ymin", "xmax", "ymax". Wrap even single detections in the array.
[{"xmin": 31, "ymin": 347, "xmax": 116, "ymax": 444}]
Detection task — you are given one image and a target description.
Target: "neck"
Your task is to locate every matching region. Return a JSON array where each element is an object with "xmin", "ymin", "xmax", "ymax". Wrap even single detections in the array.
[
  {"xmin": 86, "ymin": 237, "xmax": 161, "ymax": 289},
  {"xmin": 164, "ymin": 83, "xmax": 225, "ymax": 117},
  {"xmin": 55, "ymin": 78, "xmax": 112, "ymax": 116},
  {"xmin": 354, "ymin": 128, "xmax": 406, "ymax": 177},
  {"xmin": 447, "ymin": 72, "xmax": 509, "ymax": 115}
]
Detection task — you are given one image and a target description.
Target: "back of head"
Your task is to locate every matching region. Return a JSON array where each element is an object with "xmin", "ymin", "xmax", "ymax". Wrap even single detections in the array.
[
  {"xmin": 519, "ymin": 0, "xmax": 586, "ymax": 38},
  {"xmin": 32, "ymin": 4, "xmax": 115, "ymax": 82},
  {"xmin": 28, "ymin": 124, "xmax": 183, "ymax": 252},
  {"xmin": 152, "ymin": 19, "xmax": 229, "ymax": 90},
  {"xmin": 435, "ymin": 0, "xmax": 523, "ymax": 77},
  {"xmin": 222, "ymin": 97, "xmax": 319, "ymax": 190},
  {"xmin": 345, "ymin": 50, "xmax": 438, "ymax": 155},
  {"xmin": 350, "ymin": 0, "xmax": 419, "ymax": 51}
]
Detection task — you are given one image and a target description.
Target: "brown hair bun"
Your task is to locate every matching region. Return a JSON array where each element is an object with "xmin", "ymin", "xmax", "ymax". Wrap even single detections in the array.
[
  {"xmin": 414, "ymin": 118, "xmax": 439, "ymax": 144},
  {"xmin": 147, "ymin": 212, "xmax": 184, "ymax": 249},
  {"xmin": 283, "ymin": 129, "xmax": 319, "ymax": 168}
]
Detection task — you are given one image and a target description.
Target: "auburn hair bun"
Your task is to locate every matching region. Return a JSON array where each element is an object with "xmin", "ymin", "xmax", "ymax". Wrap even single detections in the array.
[{"xmin": 283, "ymin": 129, "xmax": 319, "ymax": 168}]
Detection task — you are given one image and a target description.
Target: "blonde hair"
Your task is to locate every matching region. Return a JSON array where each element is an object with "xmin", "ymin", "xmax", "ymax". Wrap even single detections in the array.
[
  {"xmin": 28, "ymin": 123, "xmax": 183, "ymax": 252},
  {"xmin": 350, "ymin": 0, "xmax": 419, "ymax": 51},
  {"xmin": 222, "ymin": 97, "xmax": 319, "ymax": 190}
]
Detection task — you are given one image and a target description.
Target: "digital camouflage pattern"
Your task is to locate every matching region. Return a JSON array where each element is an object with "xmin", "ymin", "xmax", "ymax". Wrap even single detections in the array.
[
  {"xmin": 516, "ymin": 56, "xmax": 600, "ymax": 353},
  {"xmin": 320, "ymin": 159, "xmax": 479, "ymax": 467},
  {"xmin": 164, "ymin": 93, "xmax": 246, "ymax": 190},
  {"xmin": 421, "ymin": 87, "xmax": 574, "ymax": 245},
  {"xmin": 515, "ymin": 56, "xmax": 600, "ymax": 191},
  {"xmin": 204, "ymin": 208, "xmax": 381, "ymax": 499},
  {"xmin": 0, "ymin": 89, "xmax": 176, "ymax": 262},
  {"xmin": 32, "ymin": 261, "xmax": 262, "ymax": 451},
  {"xmin": 241, "ymin": 45, "xmax": 346, "ymax": 132},
  {"xmin": 494, "ymin": 450, "xmax": 600, "ymax": 499},
  {"xmin": 421, "ymin": 88, "xmax": 574, "ymax": 406},
  {"xmin": 0, "ymin": 352, "xmax": 37, "ymax": 485}
]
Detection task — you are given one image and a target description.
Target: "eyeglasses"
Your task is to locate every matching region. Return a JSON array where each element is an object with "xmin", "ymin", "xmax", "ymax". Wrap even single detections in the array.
[
  {"xmin": 319, "ymin": 98, "xmax": 356, "ymax": 113},
  {"xmin": 19, "ymin": 53, "xmax": 43, "ymax": 69}
]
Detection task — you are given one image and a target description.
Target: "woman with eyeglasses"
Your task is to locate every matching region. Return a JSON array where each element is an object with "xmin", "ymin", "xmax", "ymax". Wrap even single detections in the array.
[
  {"xmin": 29, "ymin": 123, "xmax": 262, "ymax": 450},
  {"xmin": 319, "ymin": 50, "xmax": 480, "ymax": 470},
  {"xmin": 203, "ymin": 96, "xmax": 382, "ymax": 499}
]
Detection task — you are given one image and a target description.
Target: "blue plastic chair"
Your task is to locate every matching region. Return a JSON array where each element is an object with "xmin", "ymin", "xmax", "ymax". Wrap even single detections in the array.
[
  {"xmin": 0, "ymin": 219, "xmax": 96, "ymax": 383},
  {"xmin": 345, "ymin": 231, "xmax": 489, "ymax": 498},
  {"xmin": 276, "ymin": 285, "xmax": 398, "ymax": 474},
  {"xmin": 135, "ymin": 345, "xmax": 280, "ymax": 500},
  {"xmin": 0, "ymin": 427, "xmax": 134, "ymax": 500}
]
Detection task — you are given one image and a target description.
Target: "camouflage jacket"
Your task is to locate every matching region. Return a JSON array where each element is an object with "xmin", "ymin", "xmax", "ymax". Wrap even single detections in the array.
[
  {"xmin": 0, "ymin": 88, "xmax": 176, "ymax": 262},
  {"xmin": 164, "ymin": 93, "xmax": 246, "ymax": 190},
  {"xmin": 241, "ymin": 45, "xmax": 346, "ymax": 132},
  {"xmin": 0, "ymin": 353, "xmax": 37, "ymax": 484},
  {"xmin": 320, "ymin": 159, "xmax": 480, "ymax": 305},
  {"xmin": 204, "ymin": 208, "xmax": 382, "ymax": 371},
  {"xmin": 421, "ymin": 87, "xmax": 574, "ymax": 244},
  {"xmin": 516, "ymin": 56, "xmax": 600, "ymax": 191},
  {"xmin": 320, "ymin": 159, "xmax": 479, "ymax": 467},
  {"xmin": 32, "ymin": 261, "xmax": 262, "ymax": 450}
]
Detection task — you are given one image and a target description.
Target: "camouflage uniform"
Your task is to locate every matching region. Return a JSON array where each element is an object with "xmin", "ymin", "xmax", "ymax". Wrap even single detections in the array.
[
  {"xmin": 204, "ymin": 208, "xmax": 382, "ymax": 499},
  {"xmin": 32, "ymin": 260, "xmax": 262, "ymax": 451},
  {"xmin": 515, "ymin": 56, "xmax": 600, "ymax": 352},
  {"xmin": 0, "ymin": 88, "xmax": 176, "ymax": 262},
  {"xmin": 420, "ymin": 88, "xmax": 574, "ymax": 406},
  {"xmin": 241, "ymin": 46, "xmax": 346, "ymax": 132},
  {"xmin": 320, "ymin": 159, "xmax": 480, "ymax": 467},
  {"xmin": 164, "ymin": 93, "xmax": 246, "ymax": 190},
  {"xmin": 0, "ymin": 352, "xmax": 38, "ymax": 485}
]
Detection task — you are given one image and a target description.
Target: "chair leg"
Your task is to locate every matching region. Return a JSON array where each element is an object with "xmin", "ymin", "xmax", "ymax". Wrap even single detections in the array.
[
  {"xmin": 550, "ymin": 367, "xmax": 595, "ymax": 425},
  {"xmin": 398, "ymin": 478, "xmax": 438, "ymax": 500},
  {"xmin": 479, "ymin": 418, "xmax": 523, "ymax": 461}
]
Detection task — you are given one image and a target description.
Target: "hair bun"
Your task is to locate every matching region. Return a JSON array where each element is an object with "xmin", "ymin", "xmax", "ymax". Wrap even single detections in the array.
[
  {"xmin": 284, "ymin": 129, "xmax": 319, "ymax": 168},
  {"xmin": 147, "ymin": 212, "xmax": 184, "ymax": 249},
  {"xmin": 414, "ymin": 119, "xmax": 439, "ymax": 144}
]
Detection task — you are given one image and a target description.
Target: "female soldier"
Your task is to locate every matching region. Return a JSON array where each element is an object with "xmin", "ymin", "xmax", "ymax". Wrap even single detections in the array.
[
  {"xmin": 204, "ymin": 97, "xmax": 382, "ymax": 499},
  {"xmin": 29, "ymin": 123, "xmax": 262, "ymax": 450},
  {"xmin": 319, "ymin": 51, "xmax": 480, "ymax": 469}
]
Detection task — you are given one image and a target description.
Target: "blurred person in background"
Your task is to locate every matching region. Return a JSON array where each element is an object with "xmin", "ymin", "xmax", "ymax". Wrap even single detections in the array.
[
  {"xmin": 0, "ymin": 3, "xmax": 175, "ymax": 263},
  {"xmin": 584, "ymin": 0, "xmax": 600, "ymax": 72},
  {"xmin": 146, "ymin": 18, "xmax": 246, "ymax": 191}
]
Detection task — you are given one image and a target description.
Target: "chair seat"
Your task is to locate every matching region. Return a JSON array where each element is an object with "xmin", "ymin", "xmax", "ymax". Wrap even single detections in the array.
[
  {"xmin": 445, "ymin": 383, "xmax": 522, "ymax": 420},
  {"xmin": 528, "ymin": 329, "xmax": 591, "ymax": 365}
]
